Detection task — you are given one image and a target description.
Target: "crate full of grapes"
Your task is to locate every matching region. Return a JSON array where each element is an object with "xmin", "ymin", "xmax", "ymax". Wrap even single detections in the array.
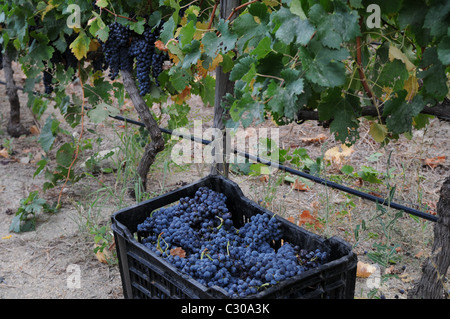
[{"xmin": 111, "ymin": 175, "xmax": 357, "ymax": 299}]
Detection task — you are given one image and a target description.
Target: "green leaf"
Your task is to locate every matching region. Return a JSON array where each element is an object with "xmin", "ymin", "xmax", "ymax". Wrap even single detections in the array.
[
  {"xmin": 203, "ymin": 20, "xmax": 237, "ymax": 57},
  {"xmin": 230, "ymin": 56, "xmax": 257, "ymax": 81},
  {"xmin": 418, "ymin": 47, "xmax": 448, "ymax": 100},
  {"xmin": 179, "ymin": 19, "xmax": 195, "ymax": 48},
  {"xmin": 198, "ymin": 75, "xmax": 215, "ymax": 107},
  {"xmin": 87, "ymin": 102, "xmax": 119, "ymax": 123},
  {"xmin": 233, "ymin": 12, "xmax": 269, "ymax": 53},
  {"xmin": 160, "ymin": 15, "xmax": 176, "ymax": 44},
  {"xmin": 423, "ymin": 0, "xmax": 450, "ymax": 37},
  {"xmin": 318, "ymin": 88, "xmax": 361, "ymax": 144},
  {"xmin": 129, "ymin": 17, "xmax": 146, "ymax": 34},
  {"xmin": 169, "ymin": 67, "xmax": 191, "ymax": 92},
  {"xmin": 56, "ymin": 143, "xmax": 75, "ymax": 168},
  {"xmin": 89, "ymin": 12, "xmax": 108, "ymax": 42},
  {"xmin": 181, "ymin": 40, "xmax": 201, "ymax": 68},
  {"xmin": 308, "ymin": 2, "xmax": 361, "ymax": 49},
  {"xmin": 374, "ymin": 59, "xmax": 409, "ymax": 97},
  {"xmin": 34, "ymin": 159, "xmax": 48, "ymax": 178},
  {"xmin": 384, "ymin": 93, "xmax": 425, "ymax": 135},
  {"xmin": 251, "ymin": 36, "xmax": 272, "ymax": 59},
  {"xmin": 39, "ymin": 116, "xmax": 60, "ymax": 153},
  {"xmin": 272, "ymin": 7, "xmax": 315, "ymax": 46},
  {"xmin": 341, "ymin": 164, "xmax": 354, "ymax": 175},
  {"xmin": 299, "ymin": 43, "xmax": 348, "ymax": 88},
  {"xmin": 290, "ymin": 0, "xmax": 307, "ymax": 19},
  {"xmin": 437, "ymin": 36, "xmax": 450, "ymax": 66}
]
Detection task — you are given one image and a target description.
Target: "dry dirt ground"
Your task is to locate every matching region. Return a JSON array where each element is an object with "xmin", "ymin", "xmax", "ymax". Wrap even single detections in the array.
[{"xmin": 0, "ymin": 62, "xmax": 449, "ymax": 299}]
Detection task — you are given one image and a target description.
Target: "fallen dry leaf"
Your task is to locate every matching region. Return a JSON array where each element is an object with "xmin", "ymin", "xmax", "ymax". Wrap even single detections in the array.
[
  {"xmin": 300, "ymin": 133, "xmax": 327, "ymax": 144},
  {"xmin": 170, "ymin": 247, "xmax": 186, "ymax": 258},
  {"xmin": 356, "ymin": 261, "xmax": 377, "ymax": 278},
  {"xmin": 324, "ymin": 144, "xmax": 354, "ymax": 165},
  {"xmin": 399, "ymin": 273, "xmax": 413, "ymax": 283},
  {"xmin": 94, "ymin": 244, "xmax": 113, "ymax": 264},
  {"xmin": 292, "ymin": 178, "xmax": 310, "ymax": 191},
  {"xmin": 29, "ymin": 125, "xmax": 40, "ymax": 136},
  {"xmin": 260, "ymin": 175, "xmax": 269, "ymax": 183},
  {"xmin": 424, "ymin": 156, "xmax": 446, "ymax": 169},
  {"xmin": 0, "ymin": 148, "xmax": 9, "ymax": 158},
  {"xmin": 297, "ymin": 210, "xmax": 323, "ymax": 229}
]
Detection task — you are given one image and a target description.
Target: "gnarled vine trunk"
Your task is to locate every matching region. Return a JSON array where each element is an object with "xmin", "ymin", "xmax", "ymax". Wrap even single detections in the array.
[
  {"xmin": 408, "ymin": 175, "xmax": 450, "ymax": 299},
  {"xmin": 210, "ymin": 0, "xmax": 239, "ymax": 177},
  {"xmin": 2, "ymin": 51, "xmax": 28, "ymax": 137},
  {"xmin": 121, "ymin": 69, "xmax": 165, "ymax": 195}
]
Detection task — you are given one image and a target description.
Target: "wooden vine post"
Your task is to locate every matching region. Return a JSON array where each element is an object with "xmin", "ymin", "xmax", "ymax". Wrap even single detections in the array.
[
  {"xmin": 2, "ymin": 50, "xmax": 28, "ymax": 137},
  {"xmin": 210, "ymin": 0, "xmax": 240, "ymax": 177},
  {"xmin": 121, "ymin": 69, "xmax": 165, "ymax": 195},
  {"xmin": 408, "ymin": 175, "xmax": 450, "ymax": 299}
]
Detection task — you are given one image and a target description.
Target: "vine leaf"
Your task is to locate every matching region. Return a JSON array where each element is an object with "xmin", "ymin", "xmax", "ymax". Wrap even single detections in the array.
[
  {"xmin": 308, "ymin": 2, "xmax": 360, "ymax": 49},
  {"xmin": 384, "ymin": 92, "xmax": 425, "ymax": 135},
  {"xmin": 69, "ymin": 31, "xmax": 90, "ymax": 60},
  {"xmin": 318, "ymin": 89, "xmax": 361, "ymax": 144},
  {"xmin": 87, "ymin": 102, "xmax": 119, "ymax": 124},
  {"xmin": 202, "ymin": 20, "xmax": 237, "ymax": 57},
  {"xmin": 56, "ymin": 143, "xmax": 75, "ymax": 168},
  {"xmin": 418, "ymin": 47, "xmax": 448, "ymax": 100},
  {"xmin": 38, "ymin": 116, "xmax": 60, "ymax": 153},
  {"xmin": 299, "ymin": 42, "xmax": 349, "ymax": 88},
  {"xmin": 369, "ymin": 122, "xmax": 388, "ymax": 143},
  {"xmin": 437, "ymin": 36, "xmax": 450, "ymax": 65},
  {"xmin": 271, "ymin": 7, "xmax": 315, "ymax": 46}
]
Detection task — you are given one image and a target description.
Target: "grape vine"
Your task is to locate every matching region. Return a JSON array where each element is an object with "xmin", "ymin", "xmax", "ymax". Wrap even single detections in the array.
[{"xmin": 0, "ymin": 0, "xmax": 448, "ymax": 224}]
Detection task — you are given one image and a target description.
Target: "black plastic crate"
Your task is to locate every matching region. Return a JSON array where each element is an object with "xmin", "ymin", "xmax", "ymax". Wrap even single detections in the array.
[{"xmin": 111, "ymin": 175, "xmax": 357, "ymax": 299}]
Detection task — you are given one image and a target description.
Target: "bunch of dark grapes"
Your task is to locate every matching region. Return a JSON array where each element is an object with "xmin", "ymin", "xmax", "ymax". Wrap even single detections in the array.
[
  {"xmin": 129, "ymin": 27, "xmax": 158, "ymax": 96},
  {"xmin": 102, "ymin": 22, "xmax": 131, "ymax": 80},
  {"xmin": 41, "ymin": 41, "xmax": 77, "ymax": 94},
  {"xmin": 151, "ymin": 52, "xmax": 168, "ymax": 87},
  {"xmin": 137, "ymin": 187, "xmax": 329, "ymax": 298}
]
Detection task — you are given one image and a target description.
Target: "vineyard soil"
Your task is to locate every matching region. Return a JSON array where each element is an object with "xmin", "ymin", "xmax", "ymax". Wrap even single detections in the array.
[{"xmin": 0, "ymin": 62, "xmax": 449, "ymax": 299}]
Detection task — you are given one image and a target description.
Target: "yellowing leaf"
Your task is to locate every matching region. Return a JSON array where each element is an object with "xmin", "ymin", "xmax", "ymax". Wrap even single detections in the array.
[
  {"xmin": 2, "ymin": 235, "xmax": 12, "ymax": 240},
  {"xmin": 389, "ymin": 45, "xmax": 415, "ymax": 72},
  {"xmin": 324, "ymin": 144, "xmax": 354, "ymax": 165},
  {"xmin": 41, "ymin": 0, "xmax": 59, "ymax": 20},
  {"xmin": 69, "ymin": 31, "xmax": 91, "ymax": 60},
  {"xmin": 155, "ymin": 40, "xmax": 168, "ymax": 52},
  {"xmin": 381, "ymin": 86, "xmax": 394, "ymax": 102},
  {"xmin": 88, "ymin": 39, "xmax": 101, "ymax": 53},
  {"xmin": 171, "ymin": 86, "xmax": 191, "ymax": 105},
  {"xmin": 404, "ymin": 74, "xmax": 419, "ymax": 101},
  {"xmin": 194, "ymin": 21, "xmax": 209, "ymax": 39},
  {"xmin": 208, "ymin": 54, "xmax": 223, "ymax": 71},
  {"xmin": 369, "ymin": 122, "xmax": 388, "ymax": 143}
]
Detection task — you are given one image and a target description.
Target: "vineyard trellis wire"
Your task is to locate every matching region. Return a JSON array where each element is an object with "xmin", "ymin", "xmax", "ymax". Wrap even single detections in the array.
[{"xmin": 0, "ymin": 80, "xmax": 438, "ymax": 222}]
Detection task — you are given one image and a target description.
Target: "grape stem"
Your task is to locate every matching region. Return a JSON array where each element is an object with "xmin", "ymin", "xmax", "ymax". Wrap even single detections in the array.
[
  {"xmin": 226, "ymin": 0, "xmax": 261, "ymax": 21},
  {"xmin": 100, "ymin": 6, "xmax": 137, "ymax": 22},
  {"xmin": 207, "ymin": 0, "xmax": 220, "ymax": 30},
  {"xmin": 56, "ymin": 62, "xmax": 85, "ymax": 208}
]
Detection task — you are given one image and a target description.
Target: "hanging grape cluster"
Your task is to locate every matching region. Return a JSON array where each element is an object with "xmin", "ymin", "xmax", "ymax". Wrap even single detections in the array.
[{"xmin": 101, "ymin": 22, "xmax": 169, "ymax": 96}]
